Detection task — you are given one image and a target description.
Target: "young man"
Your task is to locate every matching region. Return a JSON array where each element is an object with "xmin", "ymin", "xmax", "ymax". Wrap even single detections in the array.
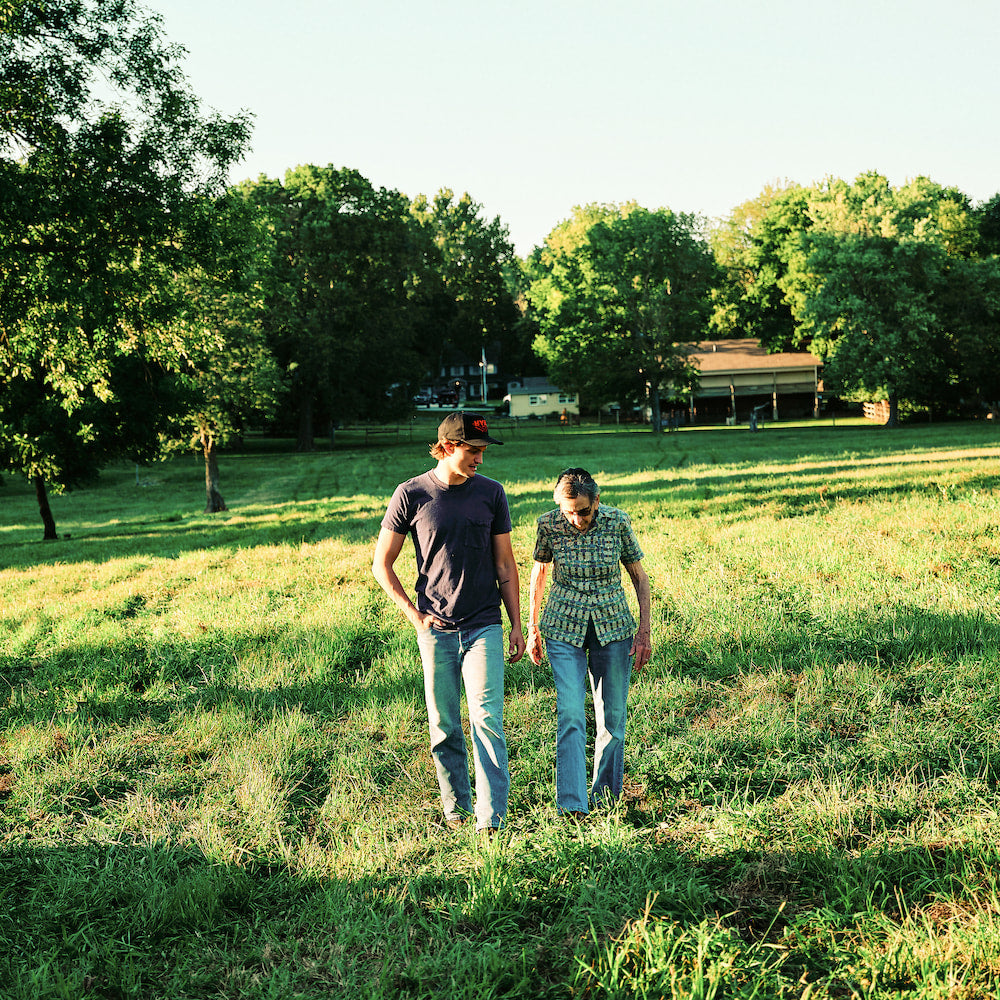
[{"xmin": 372, "ymin": 411, "xmax": 525, "ymax": 832}]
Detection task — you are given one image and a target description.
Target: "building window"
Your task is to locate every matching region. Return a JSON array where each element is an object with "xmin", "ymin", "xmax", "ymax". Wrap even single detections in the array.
[
  {"xmin": 558, "ymin": 393, "xmax": 576, "ymax": 404},
  {"xmin": 529, "ymin": 394, "xmax": 547, "ymax": 406}
]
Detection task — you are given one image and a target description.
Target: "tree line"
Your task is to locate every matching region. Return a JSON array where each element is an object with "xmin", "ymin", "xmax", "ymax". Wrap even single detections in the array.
[
  {"xmin": 0, "ymin": 1, "xmax": 530, "ymax": 537},
  {"xmin": 3, "ymin": 2, "xmax": 999, "ymax": 538}
]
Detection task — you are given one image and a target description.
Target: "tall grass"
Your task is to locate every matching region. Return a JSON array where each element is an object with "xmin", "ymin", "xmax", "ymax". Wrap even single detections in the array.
[{"xmin": 3, "ymin": 417, "xmax": 1000, "ymax": 997}]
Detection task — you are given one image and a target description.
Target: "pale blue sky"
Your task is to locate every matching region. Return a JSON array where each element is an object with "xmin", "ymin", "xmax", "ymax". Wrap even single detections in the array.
[{"xmin": 151, "ymin": 0, "xmax": 999, "ymax": 255}]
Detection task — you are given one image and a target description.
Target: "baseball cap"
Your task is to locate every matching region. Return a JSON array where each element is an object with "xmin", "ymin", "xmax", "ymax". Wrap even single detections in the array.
[{"xmin": 437, "ymin": 411, "xmax": 504, "ymax": 446}]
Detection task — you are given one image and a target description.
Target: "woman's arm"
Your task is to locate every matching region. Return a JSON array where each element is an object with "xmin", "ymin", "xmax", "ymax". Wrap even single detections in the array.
[
  {"xmin": 623, "ymin": 560, "xmax": 652, "ymax": 672},
  {"xmin": 527, "ymin": 560, "xmax": 549, "ymax": 666}
]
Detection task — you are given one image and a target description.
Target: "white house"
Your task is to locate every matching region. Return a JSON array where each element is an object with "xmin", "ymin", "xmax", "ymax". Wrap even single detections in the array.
[{"xmin": 504, "ymin": 377, "xmax": 580, "ymax": 419}]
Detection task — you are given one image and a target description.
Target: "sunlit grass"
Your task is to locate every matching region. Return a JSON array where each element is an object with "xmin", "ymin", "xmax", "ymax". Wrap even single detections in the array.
[{"xmin": 3, "ymin": 419, "xmax": 1000, "ymax": 996}]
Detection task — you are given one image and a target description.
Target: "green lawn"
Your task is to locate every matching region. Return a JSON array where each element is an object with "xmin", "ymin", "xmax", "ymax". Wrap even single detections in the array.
[{"xmin": 3, "ymin": 418, "xmax": 1000, "ymax": 998}]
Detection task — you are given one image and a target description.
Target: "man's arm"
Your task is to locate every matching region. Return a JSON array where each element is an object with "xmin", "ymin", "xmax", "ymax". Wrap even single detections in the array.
[
  {"xmin": 492, "ymin": 532, "xmax": 525, "ymax": 662},
  {"xmin": 623, "ymin": 560, "xmax": 652, "ymax": 672},
  {"xmin": 372, "ymin": 527, "xmax": 442, "ymax": 630}
]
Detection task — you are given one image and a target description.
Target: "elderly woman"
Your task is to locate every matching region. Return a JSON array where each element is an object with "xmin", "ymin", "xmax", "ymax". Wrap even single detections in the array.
[{"xmin": 527, "ymin": 468, "xmax": 652, "ymax": 816}]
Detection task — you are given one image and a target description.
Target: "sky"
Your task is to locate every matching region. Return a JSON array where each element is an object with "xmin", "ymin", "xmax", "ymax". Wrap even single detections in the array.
[{"xmin": 149, "ymin": 0, "xmax": 999, "ymax": 256}]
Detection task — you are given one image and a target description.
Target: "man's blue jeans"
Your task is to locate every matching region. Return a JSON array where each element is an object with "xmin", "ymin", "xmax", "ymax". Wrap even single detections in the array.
[
  {"xmin": 547, "ymin": 624, "xmax": 632, "ymax": 814},
  {"xmin": 416, "ymin": 623, "xmax": 509, "ymax": 830}
]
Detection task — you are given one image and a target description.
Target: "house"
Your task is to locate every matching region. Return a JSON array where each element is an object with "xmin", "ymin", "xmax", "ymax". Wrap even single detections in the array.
[
  {"xmin": 504, "ymin": 377, "xmax": 580, "ymax": 420},
  {"xmin": 684, "ymin": 339, "xmax": 823, "ymax": 423},
  {"xmin": 427, "ymin": 344, "xmax": 503, "ymax": 405}
]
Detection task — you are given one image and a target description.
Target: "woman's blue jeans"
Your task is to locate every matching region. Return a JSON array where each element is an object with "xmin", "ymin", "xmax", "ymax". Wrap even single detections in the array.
[
  {"xmin": 547, "ymin": 624, "xmax": 632, "ymax": 814},
  {"xmin": 416, "ymin": 623, "xmax": 509, "ymax": 830}
]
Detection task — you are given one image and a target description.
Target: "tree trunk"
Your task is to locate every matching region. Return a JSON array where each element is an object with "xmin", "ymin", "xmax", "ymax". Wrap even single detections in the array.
[
  {"xmin": 886, "ymin": 395, "xmax": 900, "ymax": 428},
  {"xmin": 201, "ymin": 432, "xmax": 228, "ymax": 513},
  {"xmin": 297, "ymin": 395, "xmax": 315, "ymax": 452},
  {"xmin": 648, "ymin": 384, "xmax": 663, "ymax": 433},
  {"xmin": 33, "ymin": 475, "xmax": 58, "ymax": 541}
]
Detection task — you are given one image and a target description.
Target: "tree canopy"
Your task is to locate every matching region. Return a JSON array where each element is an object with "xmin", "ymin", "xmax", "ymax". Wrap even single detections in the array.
[
  {"xmin": 410, "ymin": 189, "xmax": 528, "ymax": 391},
  {"xmin": 157, "ymin": 203, "xmax": 285, "ymax": 512},
  {"xmin": 239, "ymin": 165, "xmax": 429, "ymax": 449},
  {"xmin": 525, "ymin": 203, "xmax": 717, "ymax": 431},
  {"xmin": 710, "ymin": 172, "xmax": 995, "ymax": 425},
  {"xmin": 0, "ymin": 0, "xmax": 253, "ymax": 536}
]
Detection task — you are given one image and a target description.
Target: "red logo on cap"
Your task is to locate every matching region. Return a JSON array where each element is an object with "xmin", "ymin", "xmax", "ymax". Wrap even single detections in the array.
[{"xmin": 473, "ymin": 418, "xmax": 488, "ymax": 434}]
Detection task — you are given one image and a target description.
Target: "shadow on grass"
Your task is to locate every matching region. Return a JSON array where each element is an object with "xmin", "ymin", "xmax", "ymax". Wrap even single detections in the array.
[
  {"xmin": 5, "ymin": 593, "xmax": 1000, "ymax": 995},
  {"xmin": 4, "ymin": 596, "xmax": 999, "ymax": 730},
  {"xmin": 659, "ymin": 601, "xmax": 1000, "ymax": 681},
  {"xmin": 0, "ymin": 618, "xmax": 426, "ymax": 729},
  {"xmin": 5, "ymin": 602, "xmax": 1000, "ymax": 818},
  {"xmin": 0, "ymin": 827, "xmax": 993, "ymax": 998},
  {"xmin": 600, "ymin": 454, "xmax": 1000, "ymax": 518},
  {"xmin": 6, "ymin": 421, "xmax": 1000, "ymax": 570},
  {"xmin": 0, "ymin": 500, "xmax": 389, "ymax": 572}
]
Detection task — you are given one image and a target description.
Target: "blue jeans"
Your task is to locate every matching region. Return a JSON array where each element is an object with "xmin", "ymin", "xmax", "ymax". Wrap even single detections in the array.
[
  {"xmin": 547, "ymin": 624, "xmax": 632, "ymax": 814},
  {"xmin": 415, "ymin": 623, "xmax": 509, "ymax": 830}
]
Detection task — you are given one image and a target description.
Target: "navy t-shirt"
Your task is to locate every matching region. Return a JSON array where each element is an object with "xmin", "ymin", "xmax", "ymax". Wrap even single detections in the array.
[{"xmin": 381, "ymin": 471, "xmax": 512, "ymax": 629}]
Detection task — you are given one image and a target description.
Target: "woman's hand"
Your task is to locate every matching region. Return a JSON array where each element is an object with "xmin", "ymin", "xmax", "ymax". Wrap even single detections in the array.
[
  {"xmin": 527, "ymin": 624, "xmax": 545, "ymax": 666},
  {"xmin": 630, "ymin": 628, "xmax": 652, "ymax": 672}
]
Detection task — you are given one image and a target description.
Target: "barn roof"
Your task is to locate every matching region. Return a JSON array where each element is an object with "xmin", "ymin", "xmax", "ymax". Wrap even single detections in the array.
[{"xmin": 687, "ymin": 339, "xmax": 821, "ymax": 372}]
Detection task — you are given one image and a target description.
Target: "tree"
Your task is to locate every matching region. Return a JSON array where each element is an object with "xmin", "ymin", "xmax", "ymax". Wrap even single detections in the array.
[
  {"xmin": 2, "ymin": 352, "xmax": 186, "ymax": 538},
  {"xmin": 781, "ymin": 173, "xmax": 981, "ymax": 424},
  {"xmin": 410, "ymin": 189, "xmax": 523, "ymax": 391},
  {"xmin": 803, "ymin": 173, "xmax": 976, "ymax": 254},
  {"xmin": 526, "ymin": 204, "xmax": 717, "ymax": 432},
  {"xmin": 241, "ymin": 166, "xmax": 427, "ymax": 449},
  {"xmin": 791, "ymin": 234, "xmax": 951, "ymax": 425},
  {"xmin": 977, "ymin": 193, "xmax": 1000, "ymax": 257},
  {"xmin": 709, "ymin": 182, "xmax": 810, "ymax": 351},
  {"xmin": 0, "ymin": 0, "xmax": 253, "ymax": 537},
  {"xmin": 159, "ymin": 202, "xmax": 285, "ymax": 512},
  {"xmin": 938, "ymin": 255, "xmax": 1000, "ymax": 415}
]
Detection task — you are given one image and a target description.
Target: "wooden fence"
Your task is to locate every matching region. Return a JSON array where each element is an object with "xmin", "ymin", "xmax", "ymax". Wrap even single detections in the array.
[
  {"xmin": 862, "ymin": 401, "xmax": 890, "ymax": 423},
  {"xmin": 361, "ymin": 417, "xmax": 520, "ymax": 446}
]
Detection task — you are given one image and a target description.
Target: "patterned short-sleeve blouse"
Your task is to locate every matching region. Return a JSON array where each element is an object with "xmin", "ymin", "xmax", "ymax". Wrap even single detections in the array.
[{"xmin": 532, "ymin": 504, "xmax": 644, "ymax": 646}]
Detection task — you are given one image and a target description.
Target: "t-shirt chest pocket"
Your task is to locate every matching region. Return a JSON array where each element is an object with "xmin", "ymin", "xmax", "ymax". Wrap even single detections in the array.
[{"xmin": 465, "ymin": 519, "xmax": 491, "ymax": 550}]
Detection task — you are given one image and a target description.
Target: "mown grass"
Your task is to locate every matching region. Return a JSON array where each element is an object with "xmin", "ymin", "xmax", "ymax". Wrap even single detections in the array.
[{"xmin": 3, "ymin": 416, "xmax": 1000, "ymax": 998}]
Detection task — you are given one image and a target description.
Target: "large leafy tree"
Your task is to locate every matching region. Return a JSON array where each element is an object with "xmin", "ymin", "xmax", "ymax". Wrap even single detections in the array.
[
  {"xmin": 938, "ymin": 255, "xmax": 1000, "ymax": 414},
  {"xmin": 977, "ymin": 193, "xmax": 1000, "ymax": 257},
  {"xmin": 159, "ymin": 207, "xmax": 285, "ymax": 513},
  {"xmin": 526, "ymin": 203, "xmax": 718, "ymax": 432},
  {"xmin": 792, "ymin": 234, "xmax": 952, "ymax": 425},
  {"xmin": 709, "ymin": 182, "xmax": 810, "ymax": 351},
  {"xmin": 0, "ymin": 0, "xmax": 253, "ymax": 537},
  {"xmin": 410, "ymin": 189, "xmax": 524, "ymax": 387},
  {"xmin": 782, "ymin": 173, "xmax": 980, "ymax": 424},
  {"xmin": 242, "ymin": 166, "xmax": 427, "ymax": 449}
]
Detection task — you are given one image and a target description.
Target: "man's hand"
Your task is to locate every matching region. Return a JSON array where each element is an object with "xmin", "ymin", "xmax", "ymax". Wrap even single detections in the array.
[
  {"xmin": 411, "ymin": 609, "xmax": 445, "ymax": 631},
  {"xmin": 508, "ymin": 625, "xmax": 526, "ymax": 663}
]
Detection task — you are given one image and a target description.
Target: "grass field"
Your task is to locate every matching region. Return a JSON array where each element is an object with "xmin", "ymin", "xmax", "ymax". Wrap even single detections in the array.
[{"xmin": 3, "ymin": 416, "xmax": 1000, "ymax": 998}]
